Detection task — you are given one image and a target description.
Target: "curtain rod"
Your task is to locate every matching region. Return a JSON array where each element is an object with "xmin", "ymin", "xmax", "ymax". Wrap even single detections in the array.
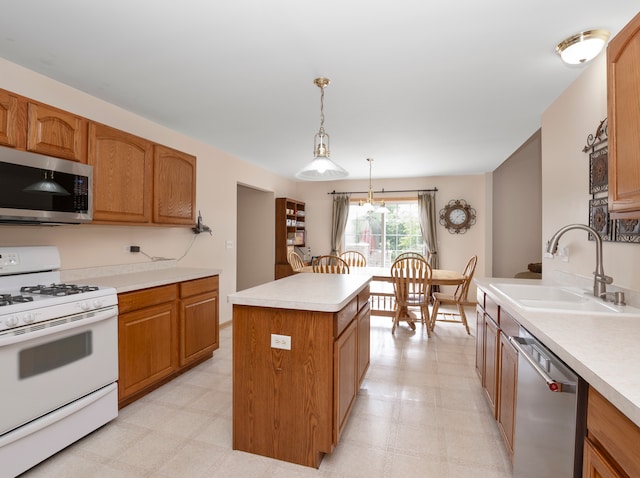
[{"xmin": 327, "ymin": 187, "xmax": 438, "ymax": 195}]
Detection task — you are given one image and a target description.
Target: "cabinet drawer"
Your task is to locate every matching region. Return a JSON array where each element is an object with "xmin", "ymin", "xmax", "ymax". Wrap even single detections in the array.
[
  {"xmin": 335, "ymin": 297, "xmax": 357, "ymax": 338},
  {"xmin": 180, "ymin": 275, "xmax": 219, "ymax": 297},
  {"xmin": 357, "ymin": 287, "xmax": 370, "ymax": 312},
  {"xmin": 118, "ymin": 284, "xmax": 178, "ymax": 314},
  {"xmin": 587, "ymin": 387, "xmax": 640, "ymax": 477},
  {"xmin": 477, "ymin": 288, "xmax": 485, "ymax": 309},
  {"xmin": 485, "ymin": 295, "xmax": 499, "ymax": 324},
  {"xmin": 499, "ymin": 309, "xmax": 519, "ymax": 338}
]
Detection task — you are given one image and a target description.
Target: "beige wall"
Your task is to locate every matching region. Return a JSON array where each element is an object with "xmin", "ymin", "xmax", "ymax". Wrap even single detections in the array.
[
  {"xmin": 0, "ymin": 58, "xmax": 298, "ymax": 323},
  {"xmin": 541, "ymin": 53, "xmax": 640, "ymax": 292},
  {"xmin": 492, "ymin": 130, "xmax": 542, "ymax": 278}
]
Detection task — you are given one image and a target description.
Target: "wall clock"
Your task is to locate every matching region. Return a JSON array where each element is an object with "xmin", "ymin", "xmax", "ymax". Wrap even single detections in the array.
[{"xmin": 439, "ymin": 199, "xmax": 476, "ymax": 234}]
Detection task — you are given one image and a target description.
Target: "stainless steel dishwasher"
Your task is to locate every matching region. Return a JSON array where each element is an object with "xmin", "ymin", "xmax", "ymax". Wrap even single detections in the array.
[{"xmin": 509, "ymin": 326, "xmax": 586, "ymax": 478}]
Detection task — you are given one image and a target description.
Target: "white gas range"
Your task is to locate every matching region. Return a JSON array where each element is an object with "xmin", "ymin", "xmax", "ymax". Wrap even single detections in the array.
[{"xmin": 0, "ymin": 246, "xmax": 119, "ymax": 478}]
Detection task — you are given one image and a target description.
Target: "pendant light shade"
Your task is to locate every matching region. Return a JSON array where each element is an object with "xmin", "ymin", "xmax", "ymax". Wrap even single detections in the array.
[
  {"xmin": 555, "ymin": 29, "xmax": 610, "ymax": 65},
  {"xmin": 296, "ymin": 77, "xmax": 348, "ymax": 181}
]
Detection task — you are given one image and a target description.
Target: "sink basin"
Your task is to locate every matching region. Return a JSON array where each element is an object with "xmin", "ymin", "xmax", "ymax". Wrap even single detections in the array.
[{"xmin": 489, "ymin": 283, "xmax": 640, "ymax": 316}]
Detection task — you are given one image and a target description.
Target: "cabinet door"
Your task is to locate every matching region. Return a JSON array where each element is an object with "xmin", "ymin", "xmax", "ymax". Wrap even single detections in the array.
[
  {"xmin": 88, "ymin": 122, "xmax": 153, "ymax": 223},
  {"xmin": 179, "ymin": 291, "xmax": 219, "ymax": 367},
  {"xmin": 153, "ymin": 145, "xmax": 196, "ymax": 225},
  {"xmin": 497, "ymin": 331, "xmax": 517, "ymax": 456},
  {"xmin": 475, "ymin": 305, "xmax": 485, "ymax": 379},
  {"xmin": 27, "ymin": 102, "xmax": 87, "ymax": 162},
  {"xmin": 118, "ymin": 302, "xmax": 178, "ymax": 402},
  {"xmin": 483, "ymin": 314, "xmax": 499, "ymax": 415},
  {"xmin": 334, "ymin": 319, "xmax": 358, "ymax": 444},
  {"xmin": 0, "ymin": 89, "xmax": 21, "ymax": 148},
  {"xmin": 583, "ymin": 438, "xmax": 625, "ymax": 478},
  {"xmin": 357, "ymin": 303, "xmax": 370, "ymax": 386},
  {"xmin": 607, "ymin": 12, "xmax": 640, "ymax": 217}
]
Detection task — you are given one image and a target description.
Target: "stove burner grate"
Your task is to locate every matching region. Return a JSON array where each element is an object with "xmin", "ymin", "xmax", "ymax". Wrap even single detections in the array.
[
  {"xmin": 20, "ymin": 283, "xmax": 100, "ymax": 297},
  {"xmin": 0, "ymin": 294, "xmax": 35, "ymax": 306}
]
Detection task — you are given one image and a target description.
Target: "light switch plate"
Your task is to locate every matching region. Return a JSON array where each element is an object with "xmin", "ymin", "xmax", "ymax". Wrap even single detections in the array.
[{"xmin": 271, "ymin": 334, "xmax": 291, "ymax": 350}]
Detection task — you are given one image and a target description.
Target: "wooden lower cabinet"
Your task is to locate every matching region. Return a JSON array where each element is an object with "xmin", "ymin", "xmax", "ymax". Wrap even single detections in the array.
[
  {"xmin": 475, "ymin": 305, "xmax": 485, "ymax": 379},
  {"xmin": 179, "ymin": 276, "xmax": 219, "ymax": 367},
  {"xmin": 117, "ymin": 276, "xmax": 219, "ymax": 407},
  {"xmin": 118, "ymin": 300, "xmax": 178, "ymax": 401},
  {"xmin": 232, "ymin": 287, "xmax": 370, "ymax": 468},
  {"xmin": 483, "ymin": 314, "xmax": 499, "ymax": 414},
  {"xmin": 584, "ymin": 387, "xmax": 640, "ymax": 477},
  {"xmin": 497, "ymin": 331, "xmax": 517, "ymax": 456}
]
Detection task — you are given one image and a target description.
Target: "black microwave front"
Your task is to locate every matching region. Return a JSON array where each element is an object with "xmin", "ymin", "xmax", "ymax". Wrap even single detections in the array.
[{"xmin": 0, "ymin": 149, "xmax": 93, "ymax": 224}]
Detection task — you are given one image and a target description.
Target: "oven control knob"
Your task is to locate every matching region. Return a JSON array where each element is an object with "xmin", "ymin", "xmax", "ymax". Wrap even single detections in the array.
[
  {"xmin": 80, "ymin": 302, "xmax": 91, "ymax": 311},
  {"xmin": 22, "ymin": 313, "xmax": 35, "ymax": 324},
  {"xmin": 5, "ymin": 316, "xmax": 19, "ymax": 327},
  {"xmin": 92, "ymin": 299, "xmax": 103, "ymax": 309}
]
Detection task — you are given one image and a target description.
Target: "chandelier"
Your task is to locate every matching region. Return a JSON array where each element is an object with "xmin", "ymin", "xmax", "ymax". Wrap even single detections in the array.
[
  {"xmin": 359, "ymin": 158, "xmax": 388, "ymax": 214},
  {"xmin": 295, "ymin": 77, "xmax": 348, "ymax": 181}
]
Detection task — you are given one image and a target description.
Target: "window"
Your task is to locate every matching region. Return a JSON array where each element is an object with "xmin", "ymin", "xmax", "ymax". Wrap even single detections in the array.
[{"xmin": 343, "ymin": 200, "xmax": 426, "ymax": 267}]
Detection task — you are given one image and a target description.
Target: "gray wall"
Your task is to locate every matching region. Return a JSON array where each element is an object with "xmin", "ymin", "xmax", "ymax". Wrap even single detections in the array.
[{"xmin": 492, "ymin": 130, "xmax": 542, "ymax": 278}]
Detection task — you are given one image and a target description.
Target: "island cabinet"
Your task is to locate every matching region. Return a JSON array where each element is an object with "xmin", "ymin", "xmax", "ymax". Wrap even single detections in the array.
[
  {"xmin": 232, "ymin": 282, "xmax": 370, "ymax": 468},
  {"xmin": 607, "ymin": 11, "xmax": 640, "ymax": 218},
  {"xmin": 475, "ymin": 286, "xmax": 519, "ymax": 459},
  {"xmin": 583, "ymin": 387, "xmax": 640, "ymax": 478},
  {"xmin": 117, "ymin": 275, "xmax": 219, "ymax": 408}
]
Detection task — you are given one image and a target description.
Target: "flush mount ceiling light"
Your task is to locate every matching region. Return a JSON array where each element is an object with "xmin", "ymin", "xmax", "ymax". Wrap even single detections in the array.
[
  {"xmin": 359, "ymin": 158, "xmax": 389, "ymax": 214},
  {"xmin": 295, "ymin": 77, "xmax": 348, "ymax": 181},
  {"xmin": 555, "ymin": 29, "xmax": 610, "ymax": 65}
]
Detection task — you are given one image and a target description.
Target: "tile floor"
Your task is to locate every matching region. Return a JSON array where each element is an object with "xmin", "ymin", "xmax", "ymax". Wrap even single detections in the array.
[{"xmin": 20, "ymin": 310, "xmax": 512, "ymax": 478}]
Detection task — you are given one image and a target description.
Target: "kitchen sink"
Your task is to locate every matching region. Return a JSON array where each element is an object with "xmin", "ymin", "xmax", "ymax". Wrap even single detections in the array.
[{"xmin": 489, "ymin": 283, "xmax": 640, "ymax": 316}]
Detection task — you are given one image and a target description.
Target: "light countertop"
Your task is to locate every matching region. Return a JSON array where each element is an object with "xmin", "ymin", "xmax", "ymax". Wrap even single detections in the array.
[
  {"xmin": 476, "ymin": 277, "xmax": 640, "ymax": 428},
  {"xmin": 61, "ymin": 262, "xmax": 221, "ymax": 294},
  {"xmin": 228, "ymin": 273, "xmax": 371, "ymax": 313}
]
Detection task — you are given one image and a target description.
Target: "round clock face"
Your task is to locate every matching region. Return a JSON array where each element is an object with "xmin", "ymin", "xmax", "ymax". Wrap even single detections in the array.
[{"xmin": 448, "ymin": 207, "xmax": 468, "ymax": 225}]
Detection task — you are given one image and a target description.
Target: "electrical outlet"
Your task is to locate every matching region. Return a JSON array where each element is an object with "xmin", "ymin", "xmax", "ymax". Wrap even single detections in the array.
[
  {"xmin": 129, "ymin": 245, "xmax": 140, "ymax": 253},
  {"xmin": 270, "ymin": 334, "xmax": 291, "ymax": 350}
]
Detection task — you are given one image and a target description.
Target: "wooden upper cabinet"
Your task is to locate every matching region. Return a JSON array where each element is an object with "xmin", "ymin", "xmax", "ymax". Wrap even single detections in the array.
[
  {"xmin": 153, "ymin": 145, "xmax": 196, "ymax": 225},
  {"xmin": 608, "ymin": 11, "xmax": 640, "ymax": 218},
  {"xmin": 88, "ymin": 122, "xmax": 153, "ymax": 223},
  {"xmin": 0, "ymin": 89, "xmax": 25, "ymax": 148},
  {"xmin": 27, "ymin": 102, "xmax": 87, "ymax": 162}
]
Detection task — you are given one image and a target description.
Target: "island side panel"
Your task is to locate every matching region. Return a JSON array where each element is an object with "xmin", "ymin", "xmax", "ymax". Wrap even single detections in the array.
[{"xmin": 232, "ymin": 304, "xmax": 334, "ymax": 468}]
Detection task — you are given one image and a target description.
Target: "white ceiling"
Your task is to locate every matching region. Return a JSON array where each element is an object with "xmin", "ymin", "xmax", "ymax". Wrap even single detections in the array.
[{"xmin": 0, "ymin": 1, "xmax": 637, "ymax": 180}]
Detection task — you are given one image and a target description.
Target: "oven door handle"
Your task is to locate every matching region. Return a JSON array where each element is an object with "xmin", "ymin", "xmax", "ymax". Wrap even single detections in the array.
[{"xmin": 0, "ymin": 306, "xmax": 117, "ymax": 346}]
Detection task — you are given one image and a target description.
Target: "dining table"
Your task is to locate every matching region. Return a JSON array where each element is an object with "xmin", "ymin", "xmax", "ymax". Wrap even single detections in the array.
[{"xmin": 299, "ymin": 265, "xmax": 465, "ymax": 317}]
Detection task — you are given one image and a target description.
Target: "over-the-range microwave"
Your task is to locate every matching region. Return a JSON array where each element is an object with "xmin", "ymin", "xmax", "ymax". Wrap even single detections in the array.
[{"xmin": 0, "ymin": 148, "xmax": 93, "ymax": 224}]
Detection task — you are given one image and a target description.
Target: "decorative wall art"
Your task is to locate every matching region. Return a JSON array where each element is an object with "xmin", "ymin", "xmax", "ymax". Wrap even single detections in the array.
[{"xmin": 582, "ymin": 117, "xmax": 638, "ymax": 244}]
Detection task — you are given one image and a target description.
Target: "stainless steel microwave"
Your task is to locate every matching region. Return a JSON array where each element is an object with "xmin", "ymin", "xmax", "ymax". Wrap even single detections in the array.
[{"xmin": 0, "ymin": 149, "xmax": 93, "ymax": 224}]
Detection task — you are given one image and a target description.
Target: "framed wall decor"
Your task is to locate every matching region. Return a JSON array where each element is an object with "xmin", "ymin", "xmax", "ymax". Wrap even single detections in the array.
[
  {"xmin": 615, "ymin": 218, "xmax": 640, "ymax": 243},
  {"xmin": 588, "ymin": 197, "xmax": 613, "ymax": 242}
]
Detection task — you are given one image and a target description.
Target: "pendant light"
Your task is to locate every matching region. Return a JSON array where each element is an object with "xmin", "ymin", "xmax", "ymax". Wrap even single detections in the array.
[
  {"xmin": 295, "ymin": 77, "xmax": 349, "ymax": 181},
  {"xmin": 359, "ymin": 158, "xmax": 389, "ymax": 214},
  {"xmin": 555, "ymin": 29, "xmax": 610, "ymax": 65}
]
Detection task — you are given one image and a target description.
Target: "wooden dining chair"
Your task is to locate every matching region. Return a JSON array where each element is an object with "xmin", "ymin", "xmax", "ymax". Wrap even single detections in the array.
[
  {"xmin": 312, "ymin": 255, "xmax": 350, "ymax": 274},
  {"xmin": 340, "ymin": 250, "xmax": 367, "ymax": 267},
  {"xmin": 287, "ymin": 250, "xmax": 305, "ymax": 272},
  {"xmin": 394, "ymin": 251, "xmax": 426, "ymax": 263},
  {"xmin": 390, "ymin": 256, "xmax": 432, "ymax": 335},
  {"xmin": 430, "ymin": 255, "xmax": 478, "ymax": 334}
]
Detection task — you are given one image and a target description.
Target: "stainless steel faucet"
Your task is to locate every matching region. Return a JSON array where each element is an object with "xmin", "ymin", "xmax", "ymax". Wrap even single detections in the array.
[{"xmin": 546, "ymin": 224, "xmax": 613, "ymax": 299}]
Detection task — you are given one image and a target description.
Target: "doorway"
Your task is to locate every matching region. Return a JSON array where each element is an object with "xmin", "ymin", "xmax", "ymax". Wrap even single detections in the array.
[{"xmin": 236, "ymin": 184, "xmax": 275, "ymax": 291}]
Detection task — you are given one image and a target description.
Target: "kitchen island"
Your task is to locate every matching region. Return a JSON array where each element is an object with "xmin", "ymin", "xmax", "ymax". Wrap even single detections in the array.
[{"xmin": 228, "ymin": 273, "xmax": 371, "ymax": 468}]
